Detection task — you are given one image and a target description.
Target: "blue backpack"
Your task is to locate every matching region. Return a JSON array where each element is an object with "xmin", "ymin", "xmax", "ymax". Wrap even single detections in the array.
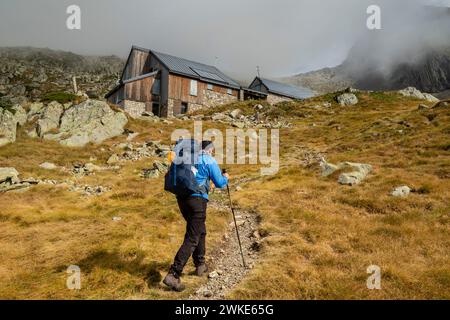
[{"xmin": 164, "ymin": 139, "xmax": 209, "ymax": 198}]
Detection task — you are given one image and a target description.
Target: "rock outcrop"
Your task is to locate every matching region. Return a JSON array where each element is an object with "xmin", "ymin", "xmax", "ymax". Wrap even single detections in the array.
[
  {"xmin": 57, "ymin": 100, "xmax": 127, "ymax": 147},
  {"xmin": 398, "ymin": 87, "xmax": 439, "ymax": 103},
  {"xmin": 27, "ymin": 100, "xmax": 128, "ymax": 147},
  {"xmin": 0, "ymin": 108, "xmax": 18, "ymax": 147}
]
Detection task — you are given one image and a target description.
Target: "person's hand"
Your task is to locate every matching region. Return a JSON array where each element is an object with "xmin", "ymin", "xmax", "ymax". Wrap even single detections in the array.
[{"xmin": 223, "ymin": 172, "xmax": 230, "ymax": 180}]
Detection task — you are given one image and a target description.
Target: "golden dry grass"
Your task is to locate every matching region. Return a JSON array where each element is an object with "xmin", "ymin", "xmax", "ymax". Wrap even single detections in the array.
[{"xmin": 0, "ymin": 92, "xmax": 449, "ymax": 299}]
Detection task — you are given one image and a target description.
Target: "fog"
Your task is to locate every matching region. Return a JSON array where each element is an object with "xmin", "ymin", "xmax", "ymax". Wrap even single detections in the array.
[{"xmin": 0, "ymin": 0, "xmax": 449, "ymax": 82}]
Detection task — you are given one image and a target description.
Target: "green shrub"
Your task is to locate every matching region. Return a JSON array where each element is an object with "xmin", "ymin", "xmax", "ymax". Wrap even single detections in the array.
[{"xmin": 42, "ymin": 92, "xmax": 77, "ymax": 104}]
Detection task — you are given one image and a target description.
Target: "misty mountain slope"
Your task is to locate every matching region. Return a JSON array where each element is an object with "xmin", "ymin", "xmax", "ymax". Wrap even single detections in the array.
[
  {"xmin": 284, "ymin": 5, "xmax": 450, "ymax": 97},
  {"xmin": 0, "ymin": 47, "xmax": 124, "ymax": 102},
  {"xmin": 284, "ymin": 47, "xmax": 450, "ymax": 96}
]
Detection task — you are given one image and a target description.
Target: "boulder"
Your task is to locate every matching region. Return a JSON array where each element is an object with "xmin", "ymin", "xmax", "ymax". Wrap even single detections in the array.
[
  {"xmin": 338, "ymin": 162, "xmax": 373, "ymax": 186},
  {"xmin": 0, "ymin": 108, "xmax": 18, "ymax": 147},
  {"xmin": 27, "ymin": 102, "xmax": 45, "ymax": 121},
  {"xmin": 398, "ymin": 87, "xmax": 439, "ymax": 103},
  {"xmin": 36, "ymin": 101, "xmax": 64, "ymax": 137},
  {"xmin": 391, "ymin": 186, "xmax": 411, "ymax": 197},
  {"xmin": 320, "ymin": 159, "xmax": 340, "ymax": 177},
  {"xmin": 337, "ymin": 93, "xmax": 358, "ymax": 106},
  {"xmin": 11, "ymin": 104, "xmax": 27, "ymax": 126},
  {"xmin": 321, "ymin": 159, "xmax": 373, "ymax": 186},
  {"xmin": 56, "ymin": 100, "xmax": 128, "ymax": 147},
  {"xmin": 0, "ymin": 167, "xmax": 20, "ymax": 185}
]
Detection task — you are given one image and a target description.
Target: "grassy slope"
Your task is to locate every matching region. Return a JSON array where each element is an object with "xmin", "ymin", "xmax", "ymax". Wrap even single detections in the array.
[{"xmin": 0, "ymin": 92, "xmax": 449, "ymax": 299}]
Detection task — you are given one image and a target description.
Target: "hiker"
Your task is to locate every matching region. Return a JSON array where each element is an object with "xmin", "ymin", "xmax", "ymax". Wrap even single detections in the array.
[{"xmin": 163, "ymin": 140, "xmax": 229, "ymax": 292}]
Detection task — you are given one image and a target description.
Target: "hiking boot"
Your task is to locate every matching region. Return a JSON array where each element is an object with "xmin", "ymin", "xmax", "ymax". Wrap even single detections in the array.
[
  {"xmin": 195, "ymin": 264, "xmax": 209, "ymax": 277},
  {"xmin": 163, "ymin": 272, "xmax": 185, "ymax": 292}
]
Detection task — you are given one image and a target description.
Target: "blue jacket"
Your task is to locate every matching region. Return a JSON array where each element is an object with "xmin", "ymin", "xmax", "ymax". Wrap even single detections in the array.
[{"xmin": 192, "ymin": 152, "xmax": 228, "ymax": 200}]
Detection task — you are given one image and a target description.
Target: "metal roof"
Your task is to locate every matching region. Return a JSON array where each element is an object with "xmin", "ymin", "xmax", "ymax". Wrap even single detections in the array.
[
  {"xmin": 259, "ymin": 77, "xmax": 314, "ymax": 99},
  {"xmin": 151, "ymin": 50, "xmax": 241, "ymax": 89}
]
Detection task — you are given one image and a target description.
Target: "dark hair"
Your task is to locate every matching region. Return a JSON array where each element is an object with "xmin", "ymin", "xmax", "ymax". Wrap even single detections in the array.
[{"xmin": 202, "ymin": 140, "xmax": 214, "ymax": 151}]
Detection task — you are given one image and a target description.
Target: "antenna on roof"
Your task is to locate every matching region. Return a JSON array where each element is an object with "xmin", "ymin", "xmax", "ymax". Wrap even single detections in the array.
[
  {"xmin": 256, "ymin": 66, "xmax": 261, "ymax": 78},
  {"xmin": 214, "ymin": 56, "xmax": 219, "ymax": 67}
]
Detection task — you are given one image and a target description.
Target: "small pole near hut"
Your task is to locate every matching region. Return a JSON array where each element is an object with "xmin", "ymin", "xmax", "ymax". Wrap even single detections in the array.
[{"xmin": 72, "ymin": 76, "xmax": 78, "ymax": 94}]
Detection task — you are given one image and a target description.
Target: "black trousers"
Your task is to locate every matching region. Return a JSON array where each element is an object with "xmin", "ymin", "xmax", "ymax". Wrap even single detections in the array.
[{"xmin": 170, "ymin": 196, "xmax": 208, "ymax": 277}]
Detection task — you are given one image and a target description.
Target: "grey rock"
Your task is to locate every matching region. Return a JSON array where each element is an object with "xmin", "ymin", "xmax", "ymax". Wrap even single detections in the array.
[
  {"xmin": 58, "ymin": 100, "xmax": 128, "ymax": 147},
  {"xmin": 320, "ymin": 158, "xmax": 340, "ymax": 177},
  {"xmin": 230, "ymin": 109, "xmax": 243, "ymax": 119},
  {"xmin": 0, "ymin": 167, "xmax": 20, "ymax": 185},
  {"xmin": 338, "ymin": 162, "xmax": 373, "ymax": 186},
  {"xmin": 391, "ymin": 186, "xmax": 411, "ymax": 197},
  {"xmin": 337, "ymin": 93, "xmax": 358, "ymax": 106},
  {"xmin": 39, "ymin": 162, "xmax": 57, "ymax": 170},
  {"xmin": 0, "ymin": 108, "xmax": 18, "ymax": 147},
  {"xmin": 107, "ymin": 154, "xmax": 120, "ymax": 165},
  {"xmin": 399, "ymin": 87, "xmax": 439, "ymax": 103},
  {"xmin": 11, "ymin": 104, "xmax": 27, "ymax": 126},
  {"xmin": 37, "ymin": 101, "xmax": 64, "ymax": 137}
]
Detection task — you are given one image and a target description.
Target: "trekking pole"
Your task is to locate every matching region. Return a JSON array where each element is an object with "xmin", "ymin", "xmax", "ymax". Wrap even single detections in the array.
[{"xmin": 223, "ymin": 169, "xmax": 246, "ymax": 268}]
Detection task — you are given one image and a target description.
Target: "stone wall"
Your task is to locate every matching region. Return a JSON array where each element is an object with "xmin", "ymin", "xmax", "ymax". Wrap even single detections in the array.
[
  {"xmin": 267, "ymin": 94, "xmax": 292, "ymax": 105},
  {"xmin": 123, "ymin": 100, "xmax": 146, "ymax": 118},
  {"xmin": 167, "ymin": 90, "xmax": 238, "ymax": 117},
  {"xmin": 167, "ymin": 99, "xmax": 175, "ymax": 118},
  {"xmin": 203, "ymin": 89, "xmax": 238, "ymax": 109}
]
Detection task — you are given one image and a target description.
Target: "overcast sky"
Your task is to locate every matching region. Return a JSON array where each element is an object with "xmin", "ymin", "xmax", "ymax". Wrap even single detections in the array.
[{"xmin": 0, "ymin": 0, "xmax": 449, "ymax": 82}]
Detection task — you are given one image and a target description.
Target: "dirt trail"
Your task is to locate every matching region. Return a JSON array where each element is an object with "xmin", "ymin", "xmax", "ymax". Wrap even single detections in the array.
[{"xmin": 189, "ymin": 196, "xmax": 262, "ymax": 300}]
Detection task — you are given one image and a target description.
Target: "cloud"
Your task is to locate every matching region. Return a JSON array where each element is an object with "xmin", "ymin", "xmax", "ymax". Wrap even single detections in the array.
[{"xmin": 0, "ymin": 0, "xmax": 448, "ymax": 82}]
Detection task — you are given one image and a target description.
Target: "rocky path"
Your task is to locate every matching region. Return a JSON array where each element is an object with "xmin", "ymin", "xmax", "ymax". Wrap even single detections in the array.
[{"xmin": 189, "ymin": 197, "xmax": 262, "ymax": 300}]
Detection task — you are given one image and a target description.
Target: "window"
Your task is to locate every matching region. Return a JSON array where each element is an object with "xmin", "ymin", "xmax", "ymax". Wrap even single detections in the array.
[
  {"xmin": 152, "ymin": 79, "xmax": 161, "ymax": 95},
  {"xmin": 227, "ymin": 88, "xmax": 233, "ymax": 95},
  {"xmin": 207, "ymin": 83, "xmax": 213, "ymax": 90},
  {"xmin": 190, "ymin": 80, "xmax": 198, "ymax": 96},
  {"xmin": 181, "ymin": 102, "xmax": 188, "ymax": 114}
]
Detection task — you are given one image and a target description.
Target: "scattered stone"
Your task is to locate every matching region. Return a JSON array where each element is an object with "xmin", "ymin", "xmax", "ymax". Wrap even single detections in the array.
[
  {"xmin": 126, "ymin": 132, "xmax": 139, "ymax": 141},
  {"xmin": 141, "ymin": 160, "xmax": 169, "ymax": 179},
  {"xmin": 230, "ymin": 109, "xmax": 243, "ymax": 119},
  {"xmin": 112, "ymin": 216, "xmax": 122, "ymax": 222},
  {"xmin": 39, "ymin": 162, "xmax": 57, "ymax": 170},
  {"xmin": 418, "ymin": 104, "xmax": 430, "ymax": 110},
  {"xmin": 107, "ymin": 154, "xmax": 120, "ymax": 165},
  {"xmin": 208, "ymin": 271, "xmax": 219, "ymax": 279},
  {"xmin": 337, "ymin": 93, "xmax": 358, "ymax": 106},
  {"xmin": 391, "ymin": 186, "xmax": 411, "ymax": 197}
]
